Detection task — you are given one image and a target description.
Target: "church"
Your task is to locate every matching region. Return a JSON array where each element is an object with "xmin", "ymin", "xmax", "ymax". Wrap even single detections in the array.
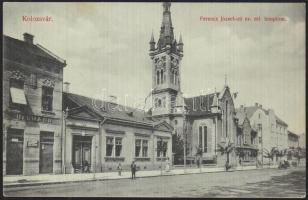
[{"xmin": 148, "ymin": 2, "xmax": 239, "ymax": 168}]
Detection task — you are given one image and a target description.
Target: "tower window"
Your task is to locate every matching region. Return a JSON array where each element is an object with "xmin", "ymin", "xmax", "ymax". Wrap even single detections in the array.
[
  {"xmin": 156, "ymin": 71, "xmax": 160, "ymax": 85},
  {"xmin": 161, "ymin": 69, "xmax": 164, "ymax": 84},
  {"xmin": 158, "ymin": 99, "xmax": 162, "ymax": 107}
]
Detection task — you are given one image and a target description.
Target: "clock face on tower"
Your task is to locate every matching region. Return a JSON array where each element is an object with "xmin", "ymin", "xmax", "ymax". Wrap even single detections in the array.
[{"xmin": 171, "ymin": 58, "xmax": 178, "ymax": 68}]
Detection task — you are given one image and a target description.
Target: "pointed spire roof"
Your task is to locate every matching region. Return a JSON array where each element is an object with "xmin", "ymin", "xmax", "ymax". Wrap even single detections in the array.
[
  {"xmin": 150, "ymin": 31, "xmax": 155, "ymax": 43},
  {"xmin": 179, "ymin": 34, "xmax": 183, "ymax": 44},
  {"xmin": 157, "ymin": 2, "xmax": 174, "ymax": 49}
]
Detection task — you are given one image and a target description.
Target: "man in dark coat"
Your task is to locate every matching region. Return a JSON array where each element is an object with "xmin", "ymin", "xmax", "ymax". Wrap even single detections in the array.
[{"xmin": 131, "ymin": 161, "xmax": 137, "ymax": 179}]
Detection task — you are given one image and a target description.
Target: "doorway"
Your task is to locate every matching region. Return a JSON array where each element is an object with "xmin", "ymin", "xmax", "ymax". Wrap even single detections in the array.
[
  {"xmin": 39, "ymin": 132, "xmax": 54, "ymax": 174},
  {"xmin": 6, "ymin": 129, "xmax": 24, "ymax": 175},
  {"xmin": 72, "ymin": 135, "xmax": 92, "ymax": 173}
]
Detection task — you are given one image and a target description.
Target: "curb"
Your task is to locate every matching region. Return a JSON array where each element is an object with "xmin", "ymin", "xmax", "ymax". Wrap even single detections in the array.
[{"xmin": 3, "ymin": 166, "xmax": 278, "ymax": 188}]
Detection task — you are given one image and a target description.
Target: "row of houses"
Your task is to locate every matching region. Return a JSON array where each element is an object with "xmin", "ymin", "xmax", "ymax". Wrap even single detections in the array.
[{"xmin": 3, "ymin": 3, "xmax": 303, "ymax": 176}]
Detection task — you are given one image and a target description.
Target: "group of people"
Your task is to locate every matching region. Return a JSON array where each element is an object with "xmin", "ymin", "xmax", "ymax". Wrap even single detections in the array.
[{"xmin": 117, "ymin": 161, "xmax": 137, "ymax": 179}]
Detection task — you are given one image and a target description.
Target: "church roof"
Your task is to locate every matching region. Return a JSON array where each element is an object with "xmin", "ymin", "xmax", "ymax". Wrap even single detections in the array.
[{"xmin": 184, "ymin": 92, "xmax": 220, "ymax": 117}]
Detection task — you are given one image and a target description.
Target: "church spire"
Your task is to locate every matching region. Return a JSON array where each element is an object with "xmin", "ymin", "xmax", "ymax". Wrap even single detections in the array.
[
  {"xmin": 157, "ymin": 1, "xmax": 174, "ymax": 49},
  {"xmin": 149, "ymin": 31, "xmax": 155, "ymax": 51}
]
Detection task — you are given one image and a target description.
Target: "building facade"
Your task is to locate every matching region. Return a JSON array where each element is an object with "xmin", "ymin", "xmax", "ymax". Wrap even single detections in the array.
[
  {"xmin": 3, "ymin": 33, "xmax": 66, "ymax": 175},
  {"xmin": 63, "ymin": 92, "xmax": 173, "ymax": 173},
  {"xmin": 237, "ymin": 103, "xmax": 288, "ymax": 165}
]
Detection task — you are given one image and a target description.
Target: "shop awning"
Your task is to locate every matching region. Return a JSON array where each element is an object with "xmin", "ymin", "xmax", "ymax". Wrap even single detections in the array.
[{"xmin": 10, "ymin": 87, "xmax": 27, "ymax": 105}]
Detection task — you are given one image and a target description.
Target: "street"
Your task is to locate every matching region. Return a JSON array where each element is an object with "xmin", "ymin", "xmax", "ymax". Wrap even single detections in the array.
[{"xmin": 3, "ymin": 168, "xmax": 306, "ymax": 198}]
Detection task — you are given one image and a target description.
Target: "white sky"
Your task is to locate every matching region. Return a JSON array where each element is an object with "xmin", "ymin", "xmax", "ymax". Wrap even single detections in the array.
[{"xmin": 3, "ymin": 2, "xmax": 306, "ymax": 134}]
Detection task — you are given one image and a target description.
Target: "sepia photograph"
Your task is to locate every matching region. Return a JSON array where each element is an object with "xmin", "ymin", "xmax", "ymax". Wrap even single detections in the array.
[{"xmin": 2, "ymin": 1, "xmax": 306, "ymax": 198}]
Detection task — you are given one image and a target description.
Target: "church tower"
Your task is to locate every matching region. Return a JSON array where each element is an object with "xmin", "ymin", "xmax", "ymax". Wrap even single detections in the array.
[{"xmin": 149, "ymin": 2, "xmax": 184, "ymax": 122}]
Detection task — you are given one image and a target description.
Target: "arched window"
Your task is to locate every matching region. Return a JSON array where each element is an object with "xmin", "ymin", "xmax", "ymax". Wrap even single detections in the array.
[
  {"xmin": 175, "ymin": 71, "xmax": 178, "ymax": 85},
  {"xmin": 161, "ymin": 69, "xmax": 164, "ymax": 84},
  {"xmin": 158, "ymin": 99, "xmax": 162, "ymax": 107},
  {"xmin": 199, "ymin": 125, "xmax": 208, "ymax": 153},
  {"xmin": 225, "ymin": 101, "xmax": 228, "ymax": 137},
  {"xmin": 156, "ymin": 71, "xmax": 160, "ymax": 85}
]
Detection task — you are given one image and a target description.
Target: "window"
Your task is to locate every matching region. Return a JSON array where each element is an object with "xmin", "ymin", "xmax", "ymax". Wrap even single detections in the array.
[
  {"xmin": 135, "ymin": 139, "xmax": 141, "ymax": 157},
  {"xmin": 174, "ymin": 120, "xmax": 178, "ymax": 125},
  {"xmin": 160, "ymin": 69, "xmax": 164, "ymax": 84},
  {"xmin": 142, "ymin": 140, "xmax": 148, "ymax": 157},
  {"xmin": 199, "ymin": 126, "xmax": 208, "ymax": 152},
  {"xmin": 162, "ymin": 97, "xmax": 166, "ymax": 108},
  {"xmin": 157, "ymin": 140, "xmax": 168, "ymax": 157},
  {"xmin": 115, "ymin": 138, "xmax": 122, "ymax": 157},
  {"xmin": 42, "ymin": 86, "xmax": 53, "ymax": 111},
  {"xmin": 158, "ymin": 99, "xmax": 162, "ymax": 107},
  {"xmin": 29, "ymin": 73, "xmax": 37, "ymax": 88},
  {"xmin": 204, "ymin": 126, "xmax": 208, "ymax": 153},
  {"xmin": 9, "ymin": 78, "xmax": 27, "ymax": 105},
  {"xmin": 156, "ymin": 71, "xmax": 160, "ymax": 85},
  {"xmin": 199, "ymin": 126, "xmax": 203, "ymax": 148},
  {"xmin": 258, "ymin": 113, "xmax": 261, "ymax": 119},
  {"xmin": 106, "ymin": 137, "xmax": 114, "ymax": 156},
  {"xmin": 162, "ymin": 141, "xmax": 168, "ymax": 157}
]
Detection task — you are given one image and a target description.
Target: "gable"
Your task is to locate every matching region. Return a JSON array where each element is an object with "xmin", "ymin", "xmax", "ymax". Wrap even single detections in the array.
[
  {"xmin": 71, "ymin": 111, "xmax": 97, "ymax": 119},
  {"xmin": 154, "ymin": 121, "xmax": 173, "ymax": 132},
  {"xmin": 68, "ymin": 106, "xmax": 102, "ymax": 121}
]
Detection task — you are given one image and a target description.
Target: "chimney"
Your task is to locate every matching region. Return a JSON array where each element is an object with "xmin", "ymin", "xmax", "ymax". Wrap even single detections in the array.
[
  {"xmin": 255, "ymin": 102, "xmax": 258, "ymax": 107},
  {"xmin": 23, "ymin": 33, "xmax": 34, "ymax": 44},
  {"xmin": 64, "ymin": 82, "xmax": 70, "ymax": 93}
]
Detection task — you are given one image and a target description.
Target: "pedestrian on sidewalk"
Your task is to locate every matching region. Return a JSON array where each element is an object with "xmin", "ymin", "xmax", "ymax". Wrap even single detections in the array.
[
  {"xmin": 131, "ymin": 161, "xmax": 137, "ymax": 179},
  {"xmin": 117, "ymin": 163, "xmax": 122, "ymax": 176}
]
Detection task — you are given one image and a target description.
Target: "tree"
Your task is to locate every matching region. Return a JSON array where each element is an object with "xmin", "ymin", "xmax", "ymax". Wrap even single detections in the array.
[
  {"xmin": 263, "ymin": 147, "xmax": 278, "ymax": 166},
  {"xmin": 217, "ymin": 139, "xmax": 235, "ymax": 171},
  {"xmin": 172, "ymin": 133, "xmax": 189, "ymax": 165},
  {"xmin": 293, "ymin": 147, "xmax": 305, "ymax": 166}
]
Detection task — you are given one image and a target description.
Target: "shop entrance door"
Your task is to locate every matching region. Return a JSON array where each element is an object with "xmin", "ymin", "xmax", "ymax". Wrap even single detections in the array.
[
  {"xmin": 72, "ymin": 135, "xmax": 92, "ymax": 173},
  {"xmin": 39, "ymin": 132, "xmax": 54, "ymax": 173},
  {"xmin": 6, "ymin": 129, "xmax": 24, "ymax": 175}
]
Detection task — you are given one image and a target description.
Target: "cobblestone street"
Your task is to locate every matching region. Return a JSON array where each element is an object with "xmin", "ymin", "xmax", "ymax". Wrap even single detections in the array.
[{"xmin": 3, "ymin": 167, "xmax": 306, "ymax": 197}]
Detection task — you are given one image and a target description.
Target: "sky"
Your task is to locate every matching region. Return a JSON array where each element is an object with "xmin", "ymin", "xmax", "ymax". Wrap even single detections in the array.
[{"xmin": 3, "ymin": 2, "xmax": 306, "ymax": 134}]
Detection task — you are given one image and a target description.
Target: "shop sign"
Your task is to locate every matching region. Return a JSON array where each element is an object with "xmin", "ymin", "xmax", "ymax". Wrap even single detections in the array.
[
  {"xmin": 27, "ymin": 139, "xmax": 38, "ymax": 147},
  {"xmin": 10, "ymin": 112, "xmax": 57, "ymax": 124}
]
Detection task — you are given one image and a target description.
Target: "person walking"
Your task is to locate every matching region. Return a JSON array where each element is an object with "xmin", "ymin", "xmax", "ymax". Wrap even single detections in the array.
[
  {"xmin": 117, "ymin": 163, "xmax": 122, "ymax": 176},
  {"xmin": 131, "ymin": 161, "xmax": 137, "ymax": 179}
]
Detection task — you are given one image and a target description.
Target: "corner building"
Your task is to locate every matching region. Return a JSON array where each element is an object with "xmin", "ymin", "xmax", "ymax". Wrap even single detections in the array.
[{"xmin": 3, "ymin": 33, "xmax": 66, "ymax": 175}]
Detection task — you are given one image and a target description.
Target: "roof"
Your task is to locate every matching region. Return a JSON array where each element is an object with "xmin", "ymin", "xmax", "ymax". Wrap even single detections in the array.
[
  {"xmin": 276, "ymin": 115, "xmax": 288, "ymax": 126},
  {"xmin": 184, "ymin": 92, "xmax": 220, "ymax": 117},
  {"xmin": 288, "ymin": 131, "xmax": 299, "ymax": 138},
  {"xmin": 3, "ymin": 35, "xmax": 66, "ymax": 67},
  {"xmin": 235, "ymin": 105, "xmax": 288, "ymax": 127},
  {"xmin": 63, "ymin": 92, "xmax": 159, "ymax": 126}
]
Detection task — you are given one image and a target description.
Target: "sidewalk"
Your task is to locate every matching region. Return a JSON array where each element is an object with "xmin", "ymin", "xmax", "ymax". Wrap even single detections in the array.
[{"xmin": 3, "ymin": 165, "xmax": 278, "ymax": 188}]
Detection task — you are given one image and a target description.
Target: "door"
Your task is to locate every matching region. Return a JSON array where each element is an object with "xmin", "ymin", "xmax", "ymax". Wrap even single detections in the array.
[
  {"xmin": 6, "ymin": 129, "xmax": 24, "ymax": 175},
  {"xmin": 39, "ymin": 132, "xmax": 54, "ymax": 173},
  {"xmin": 72, "ymin": 135, "xmax": 92, "ymax": 173}
]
